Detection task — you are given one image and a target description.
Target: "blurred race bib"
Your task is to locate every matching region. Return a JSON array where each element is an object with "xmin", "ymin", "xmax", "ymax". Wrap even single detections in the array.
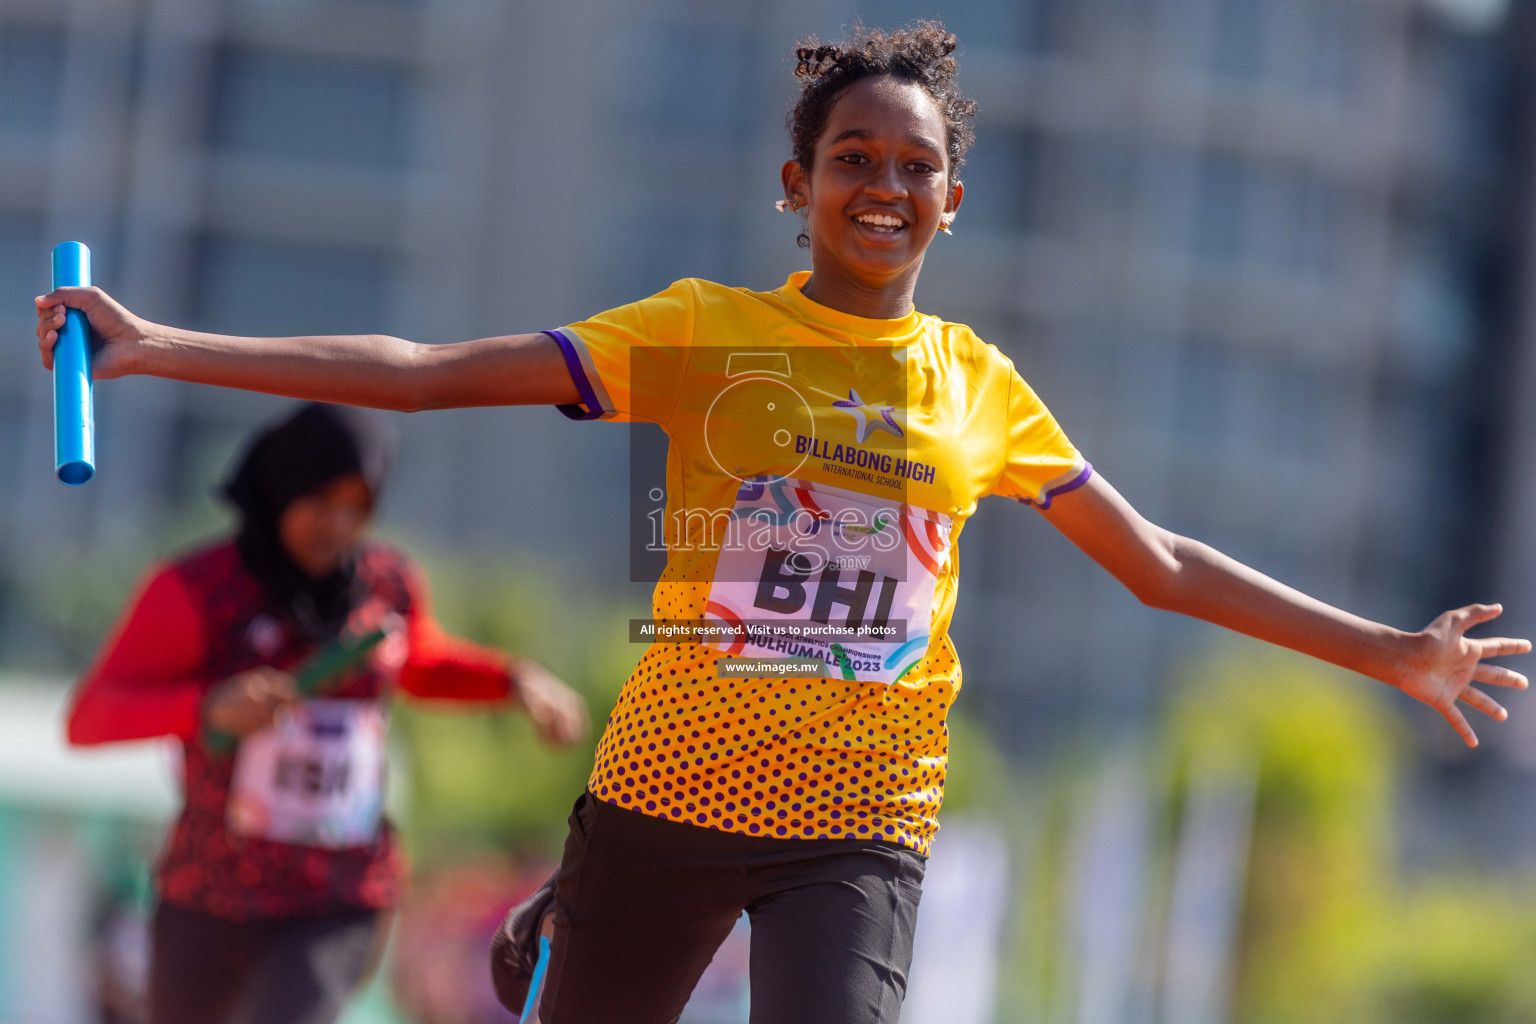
[
  {"xmin": 703, "ymin": 477, "xmax": 950, "ymax": 684},
  {"xmin": 226, "ymin": 699, "xmax": 386, "ymax": 849}
]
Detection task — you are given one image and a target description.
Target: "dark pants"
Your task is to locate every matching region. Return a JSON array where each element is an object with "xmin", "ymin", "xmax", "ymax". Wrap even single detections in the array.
[
  {"xmin": 540, "ymin": 791, "xmax": 926, "ymax": 1024},
  {"xmin": 148, "ymin": 902, "xmax": 386, "ymax": 1024}
]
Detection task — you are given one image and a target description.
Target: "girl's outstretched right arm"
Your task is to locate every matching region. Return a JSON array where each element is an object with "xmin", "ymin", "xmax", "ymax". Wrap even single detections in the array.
[{"xmin": 35, "ymin": 286, "xmax": 581, "ymax": 412}]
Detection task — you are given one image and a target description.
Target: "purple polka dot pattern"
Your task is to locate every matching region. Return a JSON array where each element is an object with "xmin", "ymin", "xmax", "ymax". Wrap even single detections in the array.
[{"xmin": 588, "ymin": 625, "xmax": 958, "ymax": 856}]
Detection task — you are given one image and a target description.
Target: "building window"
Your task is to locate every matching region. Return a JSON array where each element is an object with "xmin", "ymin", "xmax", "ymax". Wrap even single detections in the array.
[
  {"xmin": 159, "ymin": 409, "xmax": 247, "ymax": 507},
  {"xmin": 618, "ymin": 21, "xmax": 754, "ymax": 144},
  {"xmin": 0, "ymin": 214, "xmax": 44, "ymax": 522},
  {"xmin": 192, "ymin": 235, "xmax": 397, "ymax": 339},
  {"xmin": 1429, "ymin": 33, "xmax": 1509, "ymax": 174},
  {"xmin": 0, "ymin": 26, "xmax": 64, "ymax": 136},
  {"xmin": 0, "ymin": 213, "xmax": 46, "ymax": 355},
  {"xmin": 1175, "ymin": 341, "xmax": 1233, "ymax": 445},
  {"xmin": 1210, "ymin": 0, "xmax": 1264, "ymax": 81},
  {"xmin": 850, "ymin": 0, "xmax": 1058, "ymax": 55},
  {"xmin": 1176, "ymin": 339, "xmax": 1325, "ymax": 462},
  {"xmin": 1281, "ymin": 0, "xmax": 1359, "ymax": 98},
  {"xmin": 1251, "ymin": 168, "xmax": 1337, "ymax": 279},
  {"xmin": 237, "ymin": 0, "xmax": 421, "ymax": 7},
  {"xmin": 209, "ymin": 48, "xmax": 416, "ymax": 168},
  {"xmin": 608, "ymin": 205, "xmax": 735, "ymax": 302},
  {"xmin": 956, "ymin": 129, "xmax": 1039, "ymax": 236},
  {"xmin": 1191, "ymin": 155, "xmax": 1337, "ymax": 280},
  {"xmin": 1268, "ymin": 359, "xmax": 1323, "ymax": 460},
  {"xmin": 1211, "ymin": 0, "xmax": 1363, "ymax": 98},
  {"xmin": 1191, "ymin": 155, "xmax": 1247, "ymax": 265},
  {"xmin": 1391, "ymin": 230, "xmax": 1477, "ymax": 375}
]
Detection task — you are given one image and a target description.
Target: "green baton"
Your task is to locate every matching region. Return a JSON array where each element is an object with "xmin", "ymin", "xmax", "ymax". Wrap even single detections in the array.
[{"xmin": 202, "ymin": 627, "xmax": 390, "ymax": 755}]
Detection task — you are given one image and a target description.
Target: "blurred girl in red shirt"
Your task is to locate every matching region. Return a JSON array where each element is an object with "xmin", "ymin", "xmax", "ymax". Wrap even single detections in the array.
[{"xmin": 67, "ymin": 402, "xmax": 588, "ymax": 1024}]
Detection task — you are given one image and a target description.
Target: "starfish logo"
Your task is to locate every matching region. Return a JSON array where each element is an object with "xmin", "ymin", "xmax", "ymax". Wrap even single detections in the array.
[{"xmin": 832, "ymin": 389, "xmax": 904, "ymax": 444}]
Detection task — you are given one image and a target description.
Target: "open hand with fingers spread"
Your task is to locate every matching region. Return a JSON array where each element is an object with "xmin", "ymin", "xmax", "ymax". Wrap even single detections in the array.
[
  {"xmin": 1391, "ymin": 603, "xmax": 1531, "ymax": 747},
  {"xmin": 35, "ymin": 286, "xmax": 153, "ymax": 380}
]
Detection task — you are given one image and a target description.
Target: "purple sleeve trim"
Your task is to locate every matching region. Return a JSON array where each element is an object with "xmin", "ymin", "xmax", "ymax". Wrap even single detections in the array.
[
  {"xmin": 1032, "ymin": 462, "xmax": 1093, "ymax": 510},
  {"xmin": 544, "ymin": 329, "xmax": 605, "ymax": 421}
]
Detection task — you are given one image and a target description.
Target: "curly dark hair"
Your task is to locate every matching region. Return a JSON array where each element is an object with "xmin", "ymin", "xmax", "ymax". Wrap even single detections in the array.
[{"xmin": 788, "ymin": 20, "xmax": 978, "ymax": 185}]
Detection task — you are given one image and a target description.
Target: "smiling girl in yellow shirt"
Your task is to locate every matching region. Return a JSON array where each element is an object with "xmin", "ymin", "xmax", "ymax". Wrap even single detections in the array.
[{"xmin": 37, "ymin": 21, "xmax": 1529, "ymax": 1024}]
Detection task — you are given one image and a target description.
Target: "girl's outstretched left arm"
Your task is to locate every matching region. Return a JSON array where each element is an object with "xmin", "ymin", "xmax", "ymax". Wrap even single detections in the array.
[{"xmin": 1041, "ymin": 472, "xmax": 1531, "ymax": 747}]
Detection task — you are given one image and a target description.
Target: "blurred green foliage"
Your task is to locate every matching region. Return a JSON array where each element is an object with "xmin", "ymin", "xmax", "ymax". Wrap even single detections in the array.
[
  {"xmin": 994, "ymin": 643, "xmax": 1536, "ymax": 1024},
  {"xmin": 940, "ymin": 701, "xmax": 1011, "ymax": 817},
  {"xmin": 6, "ymin": 496, "xmax": 232, "ymax": 673},
  {"xmin": 1167, "ymin": 649, "xmax": 1398, "ymax": 1024},
  {"xmin": 22, "ymin": 523, "xmax": 1536, "ymax": 1024},
  {"xmin": 1379, "ymin": 876, "xmax": 1536, "ymax": 1024},
  {"xmin": 991, "ymin": 746, "xmax": 1089, "ymax": 1024},
  {"xmin": 1175, "ymin": 650, "xmax": 1536, "ymax": 1024},
  {"xmin": 385, "ymin": 539, "xmax": 645, "ymax": 865},
  {"xmin": 27, "ymin": 547, "xmax": 145, "ymax": 670}
]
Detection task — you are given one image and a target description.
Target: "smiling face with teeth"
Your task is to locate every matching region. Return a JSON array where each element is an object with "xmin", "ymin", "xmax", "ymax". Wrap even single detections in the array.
[{"xmin": 781, "ymin": 76, "xmax": 963, "ymax": 320}]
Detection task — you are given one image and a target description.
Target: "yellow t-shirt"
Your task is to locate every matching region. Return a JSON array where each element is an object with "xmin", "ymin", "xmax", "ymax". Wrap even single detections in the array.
[{"xmin": 547, "ymin": 270, "xmax": 1088, "ymax": 854}]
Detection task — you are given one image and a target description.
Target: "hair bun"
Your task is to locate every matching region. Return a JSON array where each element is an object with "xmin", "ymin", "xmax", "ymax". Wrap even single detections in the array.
[{"xmin": 794, "ymin": 43, "xmax": 844, "ymax": 79}]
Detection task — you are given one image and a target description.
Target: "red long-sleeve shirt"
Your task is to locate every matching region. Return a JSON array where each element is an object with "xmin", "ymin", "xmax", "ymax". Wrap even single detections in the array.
[
  {"xmin": 69, "ymin": 551, "xmax": 510, "ymax": 745},
  {"xmin": 67, "ymin": 537, "xmax": 514, "ymax": 919}
]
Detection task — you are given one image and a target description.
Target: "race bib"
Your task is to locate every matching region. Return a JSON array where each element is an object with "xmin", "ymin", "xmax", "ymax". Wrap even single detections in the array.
[
  {"xmin": 226, "ymin": 700, "xmax": 386, "ymax": 849},
  {"xmin": 703, "ymin": 477, "xmax": 951, "ymax": 684}
]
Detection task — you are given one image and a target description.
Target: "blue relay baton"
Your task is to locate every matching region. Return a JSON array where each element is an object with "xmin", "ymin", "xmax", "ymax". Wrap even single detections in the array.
[
  {"xmin": 521, "ymin": 935, "xmax": 551, "ymax": 1022},
  {"xmin": 51, "ymin": 241, "xmax": 95, "ymax": 485}
]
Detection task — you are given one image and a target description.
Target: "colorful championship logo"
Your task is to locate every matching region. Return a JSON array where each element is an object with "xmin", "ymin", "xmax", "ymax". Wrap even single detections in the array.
[{"xmin": 703, "ymin": 475, "xmax": 951, "ymax": 685}]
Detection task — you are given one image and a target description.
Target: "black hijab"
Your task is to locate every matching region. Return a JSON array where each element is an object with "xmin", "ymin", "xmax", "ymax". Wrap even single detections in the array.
[{"xmin": 222, "ymin": 403, "xmax": 395, "ymax": 643}]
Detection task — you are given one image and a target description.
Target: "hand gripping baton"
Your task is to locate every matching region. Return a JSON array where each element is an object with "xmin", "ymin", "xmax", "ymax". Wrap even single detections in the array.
[
  {"xmin": 51, "ymin": 241, "xmax": 95, "ymax": 485},
  {"xmin": 202, "ymin": 626, "xmax": 391, "ymax": 755}
]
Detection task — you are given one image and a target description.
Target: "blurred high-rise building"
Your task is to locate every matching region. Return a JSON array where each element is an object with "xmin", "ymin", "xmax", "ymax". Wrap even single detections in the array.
[{"xmin": 0, "ymin": 0, "xmax": 1523, "ymax": 761}]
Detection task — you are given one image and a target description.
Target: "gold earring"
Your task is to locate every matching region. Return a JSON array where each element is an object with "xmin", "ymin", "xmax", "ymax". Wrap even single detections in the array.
[
  {"xmin": 776, "ymin": 199, "xmax": 805, "ymax": 213},
  {"xmin": 939, "ymin": 217, "xmax": 955, "ymax": 235}
]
